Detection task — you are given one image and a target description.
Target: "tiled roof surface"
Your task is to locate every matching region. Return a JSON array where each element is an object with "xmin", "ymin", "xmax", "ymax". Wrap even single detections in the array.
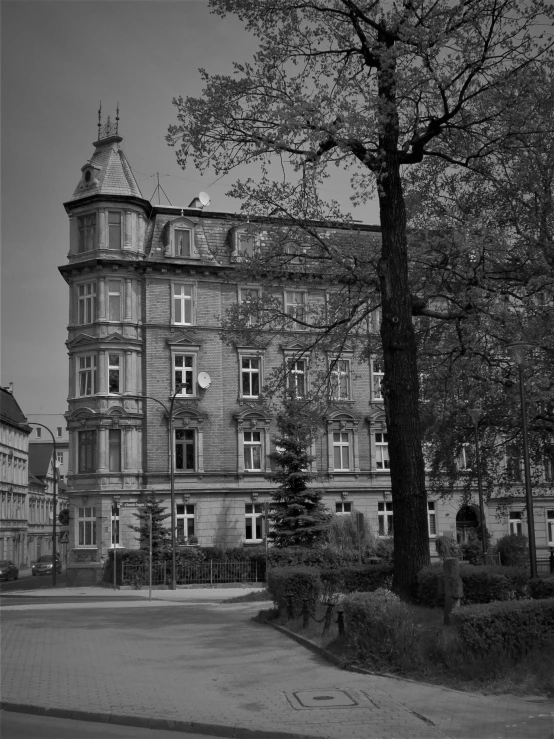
[
  {"xmin": 69, "ymin": 138, "xmax": 143, "ymax": 202},
  {"xmin": 0, "ymin": 388, "xmax": 31, "ymax": 431}
]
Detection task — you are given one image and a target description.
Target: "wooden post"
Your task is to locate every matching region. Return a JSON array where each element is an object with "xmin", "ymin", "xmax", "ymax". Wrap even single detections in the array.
[{"xmin": 443, "ymin": 557, "xmax": 463, "ymax": 625}]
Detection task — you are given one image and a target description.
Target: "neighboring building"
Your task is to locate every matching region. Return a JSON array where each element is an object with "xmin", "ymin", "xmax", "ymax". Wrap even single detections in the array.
[
  {"xmin": 59, "ymin": 115, "xmax": 554, "ymax": 568},
  {"xmin": 0, "ymin": 386, "xmax": 31, "ymax": 566},
  {"xmin": 27, "ymin": 414, "xmax": 69, "ymax": 483},
  {"xmin": 28, "ymin": 443, "xmax": 69, "ymax": 564}
]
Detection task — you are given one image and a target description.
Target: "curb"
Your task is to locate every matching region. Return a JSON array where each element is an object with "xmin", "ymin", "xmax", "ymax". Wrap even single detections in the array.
[{"xmin": 0, "ymin": 702, "xmax": 320, "ymax": 739}]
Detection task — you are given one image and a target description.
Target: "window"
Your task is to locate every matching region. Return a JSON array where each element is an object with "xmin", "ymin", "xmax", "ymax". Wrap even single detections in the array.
[
  {"xmin": 111, "ymin": 504, "xmax": 120, "ymax": 545},
  {"xmin": 372, "ymin": 361, "xmax": 384, "ymax": 401},
  {"xmin": 78, "ymin": 507, "xmax": 96, "ymax": 546},
  {"xmin": 173, "ymin": 284, "xmax": 194, "ymax": 325},
  {"xmin": 333, "ymin": 432, "xmax": 351, "ymax": 470},
  {"xmin": 335, "ymin": 501, "xmax": 352, "ymax": 514},
  {"xmin": 284, "ymin": 290, "xmax": 306, "ymax": 330},
  {"xmin": 375, "ymin": 432, "xmax": 390, "ymax": 470},
  {"xmin": 428, "ymin": 501, "xmax": 437, "ymax": 537},
  {"xmin": 78, "ymin": 355, "xmax": 97, "ymax": 396},
  {"xmin": 108, "ymin": 280, "xmax": 122, "ymax": 322},
  {"xmin": 370, "ymin": 306, "xmax": 382, "ymax": 333},
  {"xmin": 108, "ymin": 429, "xmax": 121, "ymax": 473},
  {"xmin": 378, "ymin": 501, "xmax": 393, "ymax": 536},
  {"xmin": 239, "ymin": 287, "xmax": 260, "ymax": 327},
  {"xmin": 245, "ymin": 503, "xmax": 263, "ymax": 540},
  {"xmin": 241, "ymin": 357, "xmax": 260, "ymax": 398},
  {"xmin": 506, "ymin": 444, "xmax": 522, "ymax": 482},
  {"xmin": 77, "ymin": 282, "xmax": 96, "ymax": 325},
  {"xmin": 509, "ymin": 511, "xmax": 523, "ymax": 535},
  {"xmin": 35, "ymin": 428, "xmax": 42, "ymax": 439},
  {"xmin": 78, "ymin": 430, "xmax": 96, "ymax": 473},
  {"xmin": 547, "ymin": 510, "xmax": 554, "ymax": 546},
  {"xmin": 56, "ymin": 451, "xmax": 64, "ymax": 465},
  {"xmin": 544, "ymin": 448, "xmax": 554, "ymax": 482},
  {"xmin": 238, "ymin": 232, "xmax": 256, "ymax": 258},
  {"xmin": 176, "ymin": 504, "xmax": 195, "ymax": 539},
  {"xmin": 175, "ymin": 429, "xmax": 196, "ymax": 471},
  {"xmin": 175, "ymin": 228, "xmax": 192, "ymax": 257},
  {"xmin": 458, "ymin": 444, "xmax": 470, "ymax": 471},
  {"xmin": 56, "ymin": 427, "xmax": 63, "ymax": 438},
  {"xmin": 330, "ymin": 359, "xmax": 350, "ymax": 400},
  {"xmin": 174, "ymin": 354, "xmax": 195, "ymax": 396},
  {"xmin": 108, "ymin": 211, "xmax": 121, "ymax": 249},
  {"xmin": 108, "ymin": 354, "xmax": 121, "ymax": 394},
  {"xmin": 244, "ymin": 431, "xmax": 262, "ymax": 471},
  {"xmin": 78, "ymin": 214, "xmax": 96, "ymax": 253},
  {"xmin": 287, "ymin": 359, "xmax": 306, "ymax": 397}
]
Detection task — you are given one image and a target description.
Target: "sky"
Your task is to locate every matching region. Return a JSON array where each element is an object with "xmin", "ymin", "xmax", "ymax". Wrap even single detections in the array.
[{"xmin": 1, "ymin": 0, "xmax": 379, "ymax": 418}]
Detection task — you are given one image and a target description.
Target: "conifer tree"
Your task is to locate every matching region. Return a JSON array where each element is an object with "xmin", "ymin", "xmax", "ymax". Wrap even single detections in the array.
[
  {"xmin": 267, "ymin": 396, "xmax": 330, "ymax": 547},
  {"xmin": 130, "ymin": 492, "xmax": 171, "ymax": 559}
]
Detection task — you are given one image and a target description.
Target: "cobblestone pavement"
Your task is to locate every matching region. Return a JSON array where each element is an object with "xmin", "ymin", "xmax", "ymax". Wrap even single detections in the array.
[{"xmin": 1, "ymin": 591, "xmax": 553, "ymax": 739}]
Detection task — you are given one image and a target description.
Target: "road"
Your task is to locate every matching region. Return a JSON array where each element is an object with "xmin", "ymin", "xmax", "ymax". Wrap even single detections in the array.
[
  {"xmin": 0, "ymin": 572, "xmax": 68, "ymax": 593},
  {"xmin": 1, "ymin": 711, "xmax": 220, "ymax": 739}
]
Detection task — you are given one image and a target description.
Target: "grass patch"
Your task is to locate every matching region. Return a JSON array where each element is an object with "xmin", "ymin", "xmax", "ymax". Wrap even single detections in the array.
[
  {"xmin": 269, "ymin": 598, "xmax": 554, "ymax": 698},
  {"xmin": 224, "ymin": 588, "xmax": 273, "ymax": 603}
]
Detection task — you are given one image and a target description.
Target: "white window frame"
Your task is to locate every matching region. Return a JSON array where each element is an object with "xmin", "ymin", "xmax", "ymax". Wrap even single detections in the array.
[
  {"xmin": 234, "ymin": 230, "xmax": 259, "ymax": 259},
  {"xmin": 287, "ymin": 357, "xmax": 307, "ymax": 397},
  {"xmin": 509, "ymin": 510, "xmax": 523, "ymax": 535},
  {"xmin": 77, "ymin": 354, "xmax": 97, "ymax": 397},
  {"xmin": 108, "ymin": 210, "xmax": 122, "ymax": 250},
  {"xmin": 174, "ymin": 227, "xmax": 193, "ymax": 257},
  {"xmin": 329, "ymin": 357, "xmax": 351, "ymax": 400},
  {"xmin": 239, "ymin": 285, "xmax": 261, "ymax": 327},
  {"xmin": 56, "ymin": 451, "xmax": 64, "ymax": 465},
  {"xmin": 332, "ymin": 431, "xmax": 351, "ymax": 471},
  {"xmin": 245, "ymin": 502, "xmax": 264, "ymax": 541},
  {"xmin": 371, "ymin": 359, "xmax": 384, "ymax": 401},
  {"xmin": 428, "ymin": 501, "xmax": 437, "ymax": 537},
  {"xmin": 335, "ymin": 501, "xmax": 352, "ymax": 514},
  {"xmin": 239, "ymin": 353, "xmax": 262, "ymax": 399},
  {"xmin": 176, "ymin": 504, "xmax": 195, "ymax": 539},
  {"xmin": 35, "ymin": 428, "xmax": 42, "ymax": 439},
  {"xmin": 78, "ymin": 506, "xmax": 97, "ymax": 546},
  {"xmin": 77, "ymin": 281, "xmax": 96, "ymax": 325},
  {"xmin": 326, "ymin": 414, "xmax": 360, "ymax": 474},
  {"xmin": 164, "ymin": 217, "xmax": 197, "ymax": 258},
  {"xmin": 107, "ymin": 279, "xmax": 123, "ymax": 322},
  {"xmin": 458, "ymin": 444, "xmax": 471, "ymax": 471},
  {"xmin": 175, "ymin": 428, "xmax": 197, "ymax": 472},
  {"xmin": 108, "ymin": 353, "xmax": 122, "ymax": 394},
  {"xmin": 173, "ymin": 354, "xmax": 197, "ymax": 397},
  {"xmin": 378, "ymin": 501, "xmax": 393, "ymax": 537},
  {"xmin": 56, "ymin": 427, "xmax": 63, "ymax": 438},
  {"xmin": 375, "ymin": 432, "xmax": 390, "ymax": 470},
  {"xmin": 172, "ymin": 282, "xmax": 196, "ymax": 326},
  {"xmin": 284, "ymin": 289, "xmax": 307, "ymax": 330},
  {"xmin": 243, "ymin": 430, "xmax": 263, "ymax": 471},
  {"xmin": 78, "ymin": 213, "xmax": 96, "ymax": 253},
  {"xmin": 547, "ymin": 510, "xmax": 554, "ymax": 546}
]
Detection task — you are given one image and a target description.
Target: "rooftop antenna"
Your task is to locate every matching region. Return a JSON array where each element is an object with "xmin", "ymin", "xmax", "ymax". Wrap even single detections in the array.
[{"xmin": 149, "ymin": 173, "xmax": 172, "ymax": 206}]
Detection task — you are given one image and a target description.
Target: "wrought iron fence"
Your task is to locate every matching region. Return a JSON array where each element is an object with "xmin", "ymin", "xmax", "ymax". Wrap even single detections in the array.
[{"xmin": 121, "ymin": 559, "xmax": 265, "ymax": 588}]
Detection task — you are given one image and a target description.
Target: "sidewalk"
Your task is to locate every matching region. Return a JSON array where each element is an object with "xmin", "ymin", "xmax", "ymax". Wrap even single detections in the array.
[{"xmin": 1, "ymin": 588, "xmax": 553, "ymax": 739}]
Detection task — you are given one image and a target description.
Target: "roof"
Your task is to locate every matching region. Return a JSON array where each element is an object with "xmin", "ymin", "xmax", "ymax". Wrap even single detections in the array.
[
  {"xmin": 29, "ymin": 443, "xmax": 54, "ymax": 479},
  {"xmin": 28, "ymin": 472, "xmax": 47, "ymax": 490},
  {"xmin": 0, "ymin": 388, "xmax": 31, "ymax": 433},
  {"xmin": 69, "ymin": 134, "xmax": 143, "ymax": 202}
]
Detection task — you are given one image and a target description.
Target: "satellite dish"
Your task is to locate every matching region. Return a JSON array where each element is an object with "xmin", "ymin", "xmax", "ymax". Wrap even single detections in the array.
[
  {"xmin": 197, "ymin": 371, "xmax": 211, "ymax": 389},
  {"xmin": 198, "ymin": 191, "xmax": 210, "ymax": 207}
]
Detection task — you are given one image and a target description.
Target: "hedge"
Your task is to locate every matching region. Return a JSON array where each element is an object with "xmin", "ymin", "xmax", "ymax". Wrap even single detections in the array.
[
  {"xmin": 267, "ymin": 546, "xmax": 369, "ymax": 569},
  {"xmin": 417, "ymin": 563, "xmax": 529, "ymax": 607},
  {"xmin": 320, "ymin": 563, "xmax": 393, "ymax": 595},
  {"xmin": 451, "ymin": 598, "xmax": 554, "ymax": 656},
  {"xmin": 529, "ymin": 577, "xmax": 554, "ymax": 600},
  {"xmin": 267, "ymin": 566, "xmax": 322, "ymax": 618}
]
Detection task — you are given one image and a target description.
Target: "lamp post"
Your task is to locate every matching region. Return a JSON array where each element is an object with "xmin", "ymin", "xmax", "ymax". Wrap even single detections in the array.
[
  {"xmin": 139, "ymin": 386, "xmax": 184, "ymax": 591},
  {"xmin": 29, "ymin": 423, "xmax": 57, "ymax": 587},
  {"xmin": 507, "ymin": 341, "xmax": 538, "ymax": 579},
  {"xmin": 467, "ymin": 408, "xmax": 487, "ymax": 564}
]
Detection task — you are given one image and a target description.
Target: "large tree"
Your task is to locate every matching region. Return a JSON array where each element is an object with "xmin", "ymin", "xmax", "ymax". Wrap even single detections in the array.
[{"xmin": 168, "ymin": 0, "xmax": 553, "ymax": 597}]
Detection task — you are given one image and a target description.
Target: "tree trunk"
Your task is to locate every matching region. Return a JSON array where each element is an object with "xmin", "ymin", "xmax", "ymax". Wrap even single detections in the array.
[{"xmin": 376, "ymin": 52, "xmax": 430, "ymax": 599}]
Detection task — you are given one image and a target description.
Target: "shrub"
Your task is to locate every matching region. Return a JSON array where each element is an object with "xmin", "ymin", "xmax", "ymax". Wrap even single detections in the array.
[
  {"xmin": 266, "ymin": 566, "xmax": 322, "ymax": 618},
  {"xmin": 461, "ymin": 535, "xmax": 484, "ymax": 565},
  {"xmin": 267, "ymin": 546, "xmax": 362, "ymax": 569},
  {"xmin": 373, "ymin": 537, "xmax": 394, "ymax": 563},
  {"xmin": 451, "ymin": 598, "xmax": 554, "ymax": 656},
  {"xmin": 342, "ymin": 590, "xmax": 422, "ymax": 671},
  {"xmin": 326, "ymin": 512, "xmax": 375, "ymax": 553},
  {"xmin": 494, "ymin": 533, "xmax": 528, "ymax": 566},
  {"xmin": 103, "ymin": 548, "xmax": 147, "ymax": 584},
  {"xmin": 529, "ymin": 577, "xmax": 554, "ymax": 600},
  {"xmin": 435, "ymin": 535, "xmax": 461, "ymax": 560},
  {"xmin": 320, "ymin": 563, "xmax": 393, "ymax": 597},
  {"xmin": 416, "ymin": 563, "xmax": 529, "ymax": 607}
]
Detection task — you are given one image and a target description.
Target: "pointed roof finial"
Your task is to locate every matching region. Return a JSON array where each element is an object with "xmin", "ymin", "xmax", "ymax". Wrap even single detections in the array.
[
  {"xmin": 97, "ymin": 102, "xmax": 102, "ymax": 136},
  {"xmin": 115, "ymin": 102, "xmax": 119, "ymax": 135}
]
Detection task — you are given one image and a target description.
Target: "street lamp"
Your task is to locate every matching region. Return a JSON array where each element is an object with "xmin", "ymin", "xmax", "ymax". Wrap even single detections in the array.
[
  {"xmin": 112, "ymin": 494, "xmax": 120, "ymax": 590},
  {"xmin": 139, "ymin": 385, "xmax": 184, "ymax": 591},
  {"xmin": 507, "ymin": 341, "xmax": 538, "ymax": 579},
  {"xmin": 467, "ymin": 408, "xmax": 487, "ymax": 564},
  {"xmin": 29, "ymin": 423, "xmax": 58, "ymax": 587}
]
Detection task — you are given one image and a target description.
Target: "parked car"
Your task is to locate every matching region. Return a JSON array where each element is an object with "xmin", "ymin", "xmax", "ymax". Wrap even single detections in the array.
[
  {"xmin": 0, "ymin": 560, "xmax": 19, "ymax": 581},
  {"xmin": 32, "ymin": 555, "xmax": 62, "ymax": 576}
]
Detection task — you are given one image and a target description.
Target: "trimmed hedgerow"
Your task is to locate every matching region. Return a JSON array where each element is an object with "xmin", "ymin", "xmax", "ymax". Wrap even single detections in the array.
[
  {"xmin": 529, "ymin": 577, "xmax": 554, "ymax": 600},
  {"xmin": 267, "ymin": 546, "xmax": 363, "ymax": 569},
  {"xmin": 451, "ymin": 598, "xmax": 554, "ymax": 656},
  {"xmin": 320, "ymin": 563, "xmax": 393, "ymax": 595},
  {"xmin": 417, "ymin": 563, "xmax": 529, "ymax": 607},
  {"xmin": 267, "ymin": 566, "xmax": 322, "ymax": 618}
]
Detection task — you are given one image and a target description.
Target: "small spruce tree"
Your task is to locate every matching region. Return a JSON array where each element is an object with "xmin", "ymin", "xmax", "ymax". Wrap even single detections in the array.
[
  {"xmin": 267, "ymin": 396, "xmax": 330, "ymax": 547},
  {"xmin": 130, "ymin": 492, "xmax": 171, "ymax": 559}
]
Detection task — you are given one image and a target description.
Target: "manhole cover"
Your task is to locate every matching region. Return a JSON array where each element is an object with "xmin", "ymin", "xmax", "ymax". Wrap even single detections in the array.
[{"xmin": 290, "ymin": 690, "xmax": 358, "ymax": 708}]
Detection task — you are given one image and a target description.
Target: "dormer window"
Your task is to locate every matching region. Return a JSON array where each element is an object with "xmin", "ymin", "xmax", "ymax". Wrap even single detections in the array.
[
  {"xmin": 163, "ymin": 217, "xmax": 197, "ymax": 258},
  {"xmin": 231, "ymin": 228, "xmax": 261, "ymax": 261}
]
